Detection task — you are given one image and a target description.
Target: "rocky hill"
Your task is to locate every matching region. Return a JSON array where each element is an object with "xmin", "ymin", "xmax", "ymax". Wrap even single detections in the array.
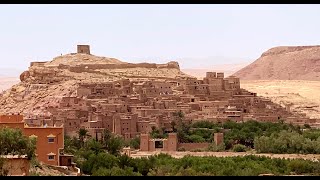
[
  {"xmin": 233, "ymin": 46, "xmax": 320, "ymax": 80},
  {"xmin": 0, "ymin": 52, "xmax": 192, "ymax": 115}
]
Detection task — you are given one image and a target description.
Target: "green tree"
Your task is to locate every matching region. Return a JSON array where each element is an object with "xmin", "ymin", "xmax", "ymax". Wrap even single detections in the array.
[
  {"xmin": 188, "ymin": 134, "xmax": 205, "ymax": 143},
  {"xmin": 128, "ymin": 136, "xmax": 140, "ymax": 149},
  {"xmin": 170, "ymin": 121, "xmax": 177, "ymax": 132},
  {"xmin": 85, "ymin": 139, "xmax": 104, "ymax": 155},
  {"xmin": 64, "ymin": 135, "xmax": 80, "ymax": 154},
  {"xmin": 0, "ymin": 128, "xmax": 37, "ymax": 176},
  {"xmin": 0, "ymin": 127, "xmax": 36, "ymax": 159},
  {"xmin": 105, "ymin": 136, "xmax": 124, "ymax": 156},
  {"xmin": 102, "ymin": 129, "xmax": 112, "ymax": 143},
  {"xmin": 81, "ymin": 152, "xmax": 118, "ymax": 174},
  {"xmin": 117, "ymin": 154, "xmax": 132, "ymax": 169},
  {"xmin": 78, "ymin": 128, "xmax": 90, "ymax": 148},
  {"xmin": 173, "ymin": 110, "xmax": 184, "ymax": 126},
  {"xmin": 304, "ymin": 124, "xmax": 311, "ymax": 129}
]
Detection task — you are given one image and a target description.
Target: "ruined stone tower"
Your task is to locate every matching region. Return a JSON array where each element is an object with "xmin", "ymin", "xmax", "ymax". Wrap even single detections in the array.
[{"xmin": 77, "ymin": 45, "xmax": 90, "ymax": 54}]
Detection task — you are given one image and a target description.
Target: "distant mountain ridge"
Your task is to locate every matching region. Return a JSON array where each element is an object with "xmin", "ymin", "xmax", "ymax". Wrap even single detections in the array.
[
  {"xmin": 182, "ymin": 62, "xmax": 250, "ymax": 79},
  {"xmin": 233, "ymin": 46, "xmax": 320, "ymax": 81},
  {"xmin": 176, "ymin": 56, "xmax": 250, "ymax": 69}
]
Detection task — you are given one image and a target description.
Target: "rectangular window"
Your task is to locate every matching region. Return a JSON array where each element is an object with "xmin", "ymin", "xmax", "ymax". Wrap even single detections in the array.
[
  {"xmin": 48, "ymin": 155, "xmax": 55, "ymax": 160},
  {"xmin": 48, "ymin": 138, "xmax": 55, "ymax": 143}
]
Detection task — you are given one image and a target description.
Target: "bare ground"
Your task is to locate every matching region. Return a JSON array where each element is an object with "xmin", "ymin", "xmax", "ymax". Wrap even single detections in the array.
[
  {"xmin": 131, "ymin": 151, "xmax": 320, "ymax": 161},
  {"xmin": 241, "ymin": 80, "xmax": 320, "ymax": 119}
]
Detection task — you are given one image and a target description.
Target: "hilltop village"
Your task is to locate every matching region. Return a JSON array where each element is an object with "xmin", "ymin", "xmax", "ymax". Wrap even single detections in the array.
[
  {"xmin": 1, "ymin": 45, "xmax": 319, "ymax": 175},
  {"xmin": 0, "ymin": 45, "xmax": 318, "ymax": 138}
]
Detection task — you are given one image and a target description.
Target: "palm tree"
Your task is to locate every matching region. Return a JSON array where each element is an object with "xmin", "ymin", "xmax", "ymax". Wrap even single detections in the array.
[
  {"xmin": 78, "ymin": 128, "xmax": 90, "ymax": 147},
  {"xmin": 103, "ymin": 129, "xmax": 112, "ymax": 142},
  {"xmin": 170, "ymin": 121, "xmax": 176, "ymax": 132},
  {"xmin": 118, "ymin": 154, "xmax": 132, "ymax": 169},
  {"xmin": 173, "ymin": 110, "xmax": 184, "ymax": 128}
]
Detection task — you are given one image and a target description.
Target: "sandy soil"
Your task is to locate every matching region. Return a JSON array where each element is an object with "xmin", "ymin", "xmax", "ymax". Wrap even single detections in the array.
[{"xmin": 241, "ymin": 80, "xmax": 320, "ymax": 119}]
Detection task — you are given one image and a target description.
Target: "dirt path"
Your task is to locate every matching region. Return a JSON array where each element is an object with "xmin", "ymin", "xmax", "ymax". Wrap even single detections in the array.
[{"xmin": 130, "ymin": 151, "xmax": 320, "ymax": 161}]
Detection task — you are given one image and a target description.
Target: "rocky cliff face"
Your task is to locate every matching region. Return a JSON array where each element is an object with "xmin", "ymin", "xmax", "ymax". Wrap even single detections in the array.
[
  {"xmin": 233, "ymin": 46, "xmax": 320, "ymax": 80},
  {"xmin": 0, "ymin": 53, "xmax": 192, "ymax": 115}
]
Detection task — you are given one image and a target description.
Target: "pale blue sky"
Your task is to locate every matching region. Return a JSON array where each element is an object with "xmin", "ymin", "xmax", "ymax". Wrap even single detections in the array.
[{"xmin": 1, "ymin": 4, "xmax": 320, "ymax": 70}]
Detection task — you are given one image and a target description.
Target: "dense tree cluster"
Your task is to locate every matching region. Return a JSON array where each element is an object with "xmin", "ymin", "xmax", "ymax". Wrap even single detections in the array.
[
  {"xmin": 62, "ymin": 120, "xmax": 320, "ymax": 176},
  {"xmin": 75, "ymin": 152, "xmax": 320, "ymax": 176},
  {"xmin": 255, "ymin": 130, "xmax": 320, "ymax": 154},
  {"xmin": 192, "ymin": 120, "xmax": 320, "ymax": 154},
  {"xmin": 0, "ymin": 127, "xmax": 37, "ymax": 158},
  {"xmin": 0, "ymin": 127, "xmax": 37, "ymax": 176},
  {"xmin": 149, "ymin": 118, "xmax": 320, "ymax": 154}
]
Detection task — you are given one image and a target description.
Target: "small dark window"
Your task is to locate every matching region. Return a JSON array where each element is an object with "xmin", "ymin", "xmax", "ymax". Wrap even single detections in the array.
[
  {"xmin": 48, "ymin": 155, "xmax": 55, "ymax": 160},
  {"xmin": 48, "ymin": 138, "xmax": 54, "ymax": 143}
]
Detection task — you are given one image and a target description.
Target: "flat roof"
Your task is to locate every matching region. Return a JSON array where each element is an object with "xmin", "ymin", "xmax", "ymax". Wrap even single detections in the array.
[{"xmin": 0, "ymin": 155, "xmax": 28, "ymax": 159}]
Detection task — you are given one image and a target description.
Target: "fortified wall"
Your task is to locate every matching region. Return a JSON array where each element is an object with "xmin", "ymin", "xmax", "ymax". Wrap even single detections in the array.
[
  {"xmin": 67, "ymin": 61, "xmax": 180, "ymax": 72},
  {"xmin": 140, "ymin": 132, "xmax": 224, "ymax": 152}
]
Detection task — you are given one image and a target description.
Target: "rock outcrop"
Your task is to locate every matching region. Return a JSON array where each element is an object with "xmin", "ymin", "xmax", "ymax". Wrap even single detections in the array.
[
  {"xmin": 0, "ymin": 53, "xmax": 192, "ymax": 115},
  {"xmin": 233, "ymin": 46, "xmax": 320, "ymax": 80}
]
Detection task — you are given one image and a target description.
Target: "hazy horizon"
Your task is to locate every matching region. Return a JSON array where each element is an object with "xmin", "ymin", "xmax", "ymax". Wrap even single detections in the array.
[{"xmin": 1, "ymin": 4, "xmax": 320, "ymax": 70}]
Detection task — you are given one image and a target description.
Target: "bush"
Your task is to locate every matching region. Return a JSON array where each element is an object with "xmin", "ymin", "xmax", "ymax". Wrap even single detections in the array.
[
  {"xmin": 177, "ymin": 147, "xmax": 186, "ymax": 152},
  {"xmin": 232, "ymin": 144, "xmax": 247, "ymax": 152},
  {"xmin": 92, "ymin": 167, "xmax": 142, "ymax": 176},
  {"xmin": 254, "ymin": 130, "xmax": 320, "ymax": 154},
  {"xmin": 288, "ymin": 160, "xmax": 315, "ymax": 174},
  {"xmin": 188, "ymin": 134, "xmax": 206, "ymax": 143},
  {"xmin": 207, "ymin": 143, "xmax": 226, "ymax": 152},
  {"xmin": 0, "ymin": 127, "xmax": 37, "ymax": 159},
  {"xmin": 191, "ymin": 148, "xmax": 204, "ymax": 152},
  {"xmin": 304, "ymin": 124, "xmax": 311, "ymax": 129},
  {"xmin": 129, "ymin": 136, "xmax": 140, "ymax": 150}
]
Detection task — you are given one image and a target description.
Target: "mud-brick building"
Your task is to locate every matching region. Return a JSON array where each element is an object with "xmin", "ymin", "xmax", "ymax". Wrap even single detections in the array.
[{"xmin": 0, "ymin": 114, "xmax": 73, "ymax": 166}]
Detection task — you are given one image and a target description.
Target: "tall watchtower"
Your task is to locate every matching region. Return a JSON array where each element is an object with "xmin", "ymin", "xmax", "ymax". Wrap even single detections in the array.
[{"xmin": 77, "ymin": 45, "xmax": 90, "ymax": 54}]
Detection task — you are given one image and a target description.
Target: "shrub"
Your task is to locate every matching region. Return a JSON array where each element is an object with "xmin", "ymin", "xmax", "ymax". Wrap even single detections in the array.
[
  {"xmin": 188, "ymin": 134, "xmax": 206, "ymax": 143},
  {"xmin": 207, "ymin": 143, "xmax": 226, "ymax": 152},
  {"xmin": 191, "ymin": 148, "xmax": 204, "ymax": 152},
  {"xmin": 177, "ymin": 147, "xmax": 186, "ymax": 152},
  {"xmin": 232, "ymin": 144, "xmax": 247, "ymax": 152}
]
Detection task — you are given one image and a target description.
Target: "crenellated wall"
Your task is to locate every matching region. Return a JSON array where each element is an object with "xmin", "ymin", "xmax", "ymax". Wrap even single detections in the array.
[{"xmin": 67, "ymin": 62, "xmax": 180, "ymax": 72}]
